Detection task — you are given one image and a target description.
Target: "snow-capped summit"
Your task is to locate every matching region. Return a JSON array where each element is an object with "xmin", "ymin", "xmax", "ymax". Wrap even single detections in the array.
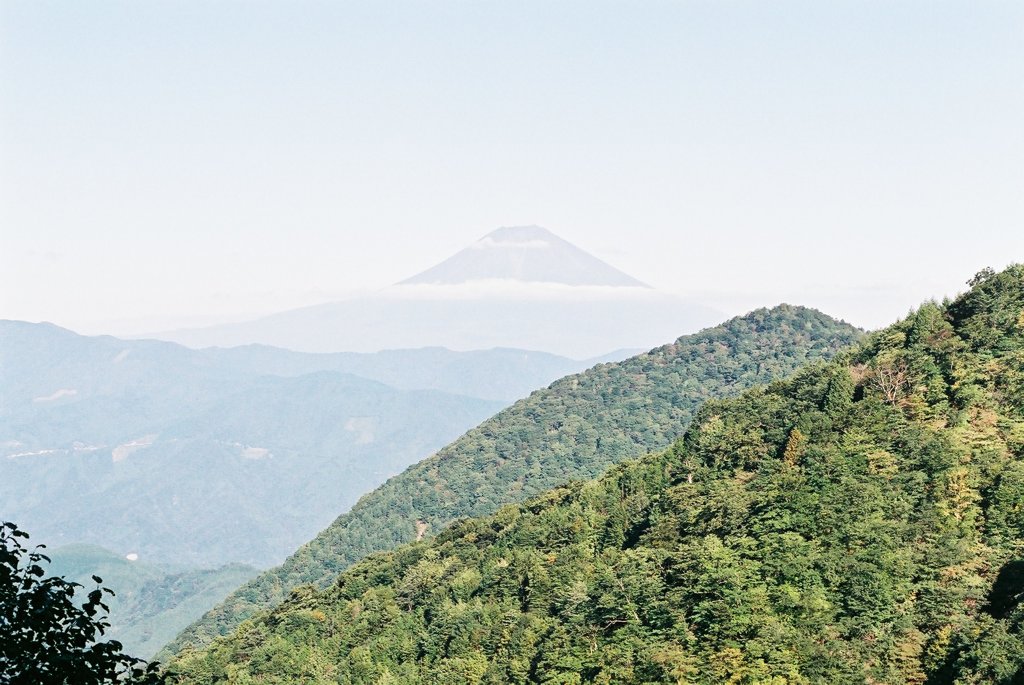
[
  {"xmin": 149, "ymin": 226, "xmax": 721, "ymax": 357},
  {"xmin": 400, "ymin": 226, "xmax": 649, "ymax": 288}
]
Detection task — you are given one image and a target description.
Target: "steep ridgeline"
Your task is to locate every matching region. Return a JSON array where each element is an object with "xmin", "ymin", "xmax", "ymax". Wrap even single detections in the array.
[
  {"xmin": 164, "ymin": 305, "xmax": 860, "ymax": 657},
  {"xmin": 167, "ymin": 266, "xmax": 1024, "ymax": 684}
]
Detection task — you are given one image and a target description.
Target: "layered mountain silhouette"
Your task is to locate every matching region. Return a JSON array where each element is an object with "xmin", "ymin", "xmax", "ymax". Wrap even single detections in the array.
[
  {"xmin": 0, "ymin": 321, "xmax": 509, "ymax": 570},
  {"xmin": 151, "ymin": 226, "xmax": 719, "ymax": 357},
  {"xmin": 0, "ymin": 320, "xmax": 628, "ymax": 569}
]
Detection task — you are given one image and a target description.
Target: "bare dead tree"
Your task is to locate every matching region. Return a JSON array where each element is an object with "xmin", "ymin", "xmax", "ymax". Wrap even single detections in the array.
[{"xmin": 870, "ymin": 356, "xmax": 912, "ymax": 407}]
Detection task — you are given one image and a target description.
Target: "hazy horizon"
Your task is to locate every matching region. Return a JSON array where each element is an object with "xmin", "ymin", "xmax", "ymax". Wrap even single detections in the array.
[{"xmin": 2, "ymin": 1, "xmax": 1022, "ymax": 338}]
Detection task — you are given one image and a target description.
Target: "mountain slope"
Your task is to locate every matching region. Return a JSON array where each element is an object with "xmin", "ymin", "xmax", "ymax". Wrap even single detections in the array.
[
  {"xmin": 150, "ymin": 226, "xmax": 721, "ymax": 357},
  {"xmin": 164, "ymin": 305, "xmax": 861, "ymax": 656},
  {"xmin": 167, "ymin": 266, "xmax": 1024, "ymax": 684}
]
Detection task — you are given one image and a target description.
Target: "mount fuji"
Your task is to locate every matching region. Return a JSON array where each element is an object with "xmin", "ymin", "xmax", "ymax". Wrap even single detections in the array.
[
  {"xmin": 400, "ymin": 225, "xmax": 648, "ymax": 288},
  {"xmin": 152, "ymin": 227, "xmax": 721, "ymax": 357}
]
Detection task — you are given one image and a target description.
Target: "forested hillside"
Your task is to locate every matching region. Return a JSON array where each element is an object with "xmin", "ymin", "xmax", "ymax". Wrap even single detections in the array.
[
  {"xmin": 167, "ymin": 266, "xmax": 1024, "ymax": 683},
  {"xmin": 165, "ymin": 305, "xmax": 860, "ymax": 656}
]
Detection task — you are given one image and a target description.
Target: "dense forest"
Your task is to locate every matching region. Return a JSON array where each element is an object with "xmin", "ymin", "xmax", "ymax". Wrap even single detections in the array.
[
  {"xmin": 164, "ymin": 306, "xmax": 860, "ymax": 657},
  {"xmin": 167, "ymin": 265, "xmax": 1024, "ymax": 683}
]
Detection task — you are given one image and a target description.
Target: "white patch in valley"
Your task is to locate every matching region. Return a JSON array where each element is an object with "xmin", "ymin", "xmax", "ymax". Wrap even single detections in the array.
[
  {"xmin": 5, "ymin": 442, "xmax": 104, "ymax": 460},
  {"xmin": 32, "ymin": 388, "xmax": 78, "ymax": 403},
  {"xmin": 241, "ymin": 446, "xmax": 271, "ymax": 460},
  {"xmin": 6, "ymin": 449, "xmax": 63, "ymax": 459},
  {"xmin": 125, "ymin": 553, "xmax": 138, "ymax": 561},
  {"xmin": 344, "ymin": 417, "xmax": 378, "ymax": 444},
  {"xmin": 112, "ymin": 434, "xmax": 157, "ymax": 463}
]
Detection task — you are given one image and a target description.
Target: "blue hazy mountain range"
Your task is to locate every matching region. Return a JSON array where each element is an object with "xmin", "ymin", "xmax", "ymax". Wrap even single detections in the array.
[
  {"xmin": 0, "ymin": 320, "xmax": 626, "ymax": 568},
  {"xmin": 0, "ymin": 320, "xmax": 635, "ymax": 659}
]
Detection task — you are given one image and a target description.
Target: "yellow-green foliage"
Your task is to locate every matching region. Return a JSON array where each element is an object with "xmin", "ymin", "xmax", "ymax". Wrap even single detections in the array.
[
  {"xmin": 165, "ymin": 306, "xmax": 859, "ymax": 658},
  {"xmin": 168, "ymin": 266, "xmax": 1024, "ymax": 683}
]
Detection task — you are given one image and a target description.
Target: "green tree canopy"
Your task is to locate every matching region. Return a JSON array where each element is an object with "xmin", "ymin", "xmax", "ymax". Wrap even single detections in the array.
[
  {"xmin": 165, "ymin": 305, "xmax": 860, "ymax": 658},
  {"xmin": 166, "ymin": 265, "xmax": 1024, "ymax": 684}
]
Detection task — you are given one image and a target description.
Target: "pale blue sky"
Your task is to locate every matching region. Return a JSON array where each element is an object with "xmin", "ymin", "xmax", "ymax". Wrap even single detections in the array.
[{"xmin": 2, "ymin": 1, "xmax": 1022, "ymax": 334}]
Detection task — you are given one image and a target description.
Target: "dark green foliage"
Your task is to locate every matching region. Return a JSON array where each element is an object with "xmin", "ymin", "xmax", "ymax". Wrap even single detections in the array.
[
  {"xmin": 164, "ymin": 305, "xmax": 860, "ymax": 656},
  {"xmin": 0, "ymin": 522, "xmax": 162, "ymax": 685},
  {"xmin": 167, "ymin": 265, "xmax": 1024, "ymax": 683}
]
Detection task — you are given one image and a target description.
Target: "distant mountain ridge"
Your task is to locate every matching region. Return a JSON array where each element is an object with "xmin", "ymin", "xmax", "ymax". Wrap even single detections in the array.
[
  {"xmin": 1, "ymin": 319, "xmax": 609, "ymax": 403},
  {"xmin": 148, "ymin": 227, "xmax": 721, "ymax": 357},
  {"xmin": 163, "ymin": 304, "xmax": 861, "ymax": 657}
]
